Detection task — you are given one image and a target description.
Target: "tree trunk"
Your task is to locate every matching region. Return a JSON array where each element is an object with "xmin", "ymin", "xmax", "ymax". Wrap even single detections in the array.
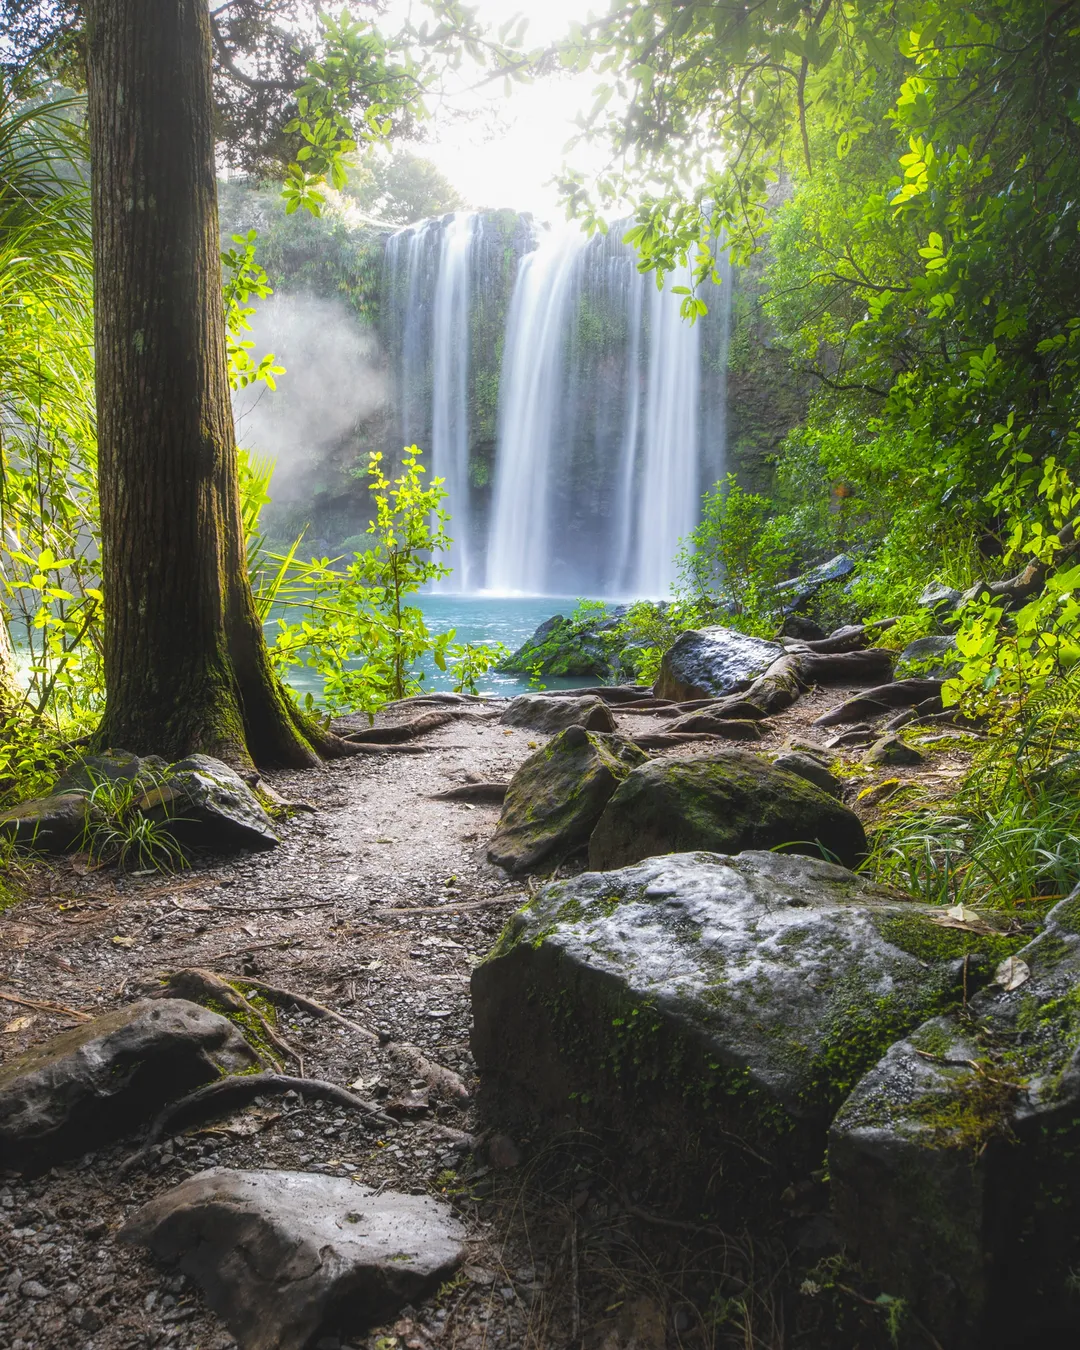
[{"xmin": 85, "ymin": 0, "xmax": 326, "ymax": 769}]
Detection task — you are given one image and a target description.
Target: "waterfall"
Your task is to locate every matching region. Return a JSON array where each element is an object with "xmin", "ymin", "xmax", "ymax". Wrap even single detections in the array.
[
  {"xmin": 485, "ymin": 225, "xmax": 589, "ymax": 595},
  {"xmin": 430, "ymin": 213, "xmax": 479, "ymax": 591},
  {"xmin": 629, "ymin": 264, "xmax": 702, "ymax": 598},
  {"xmin": 381, "ymin": 212, "xmax": 732, "ymax": 600}
]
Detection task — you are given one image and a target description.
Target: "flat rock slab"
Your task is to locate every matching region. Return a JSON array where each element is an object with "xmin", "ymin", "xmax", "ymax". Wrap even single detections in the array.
[
  {"xmin": 488, "ymin": 726, "xmax": 647, "ymax": 874},
  {"xmin": 654, "ymin": 627, "xmax": 783, "ymax": 702},
  {"xmin": 831, "ymin": 893, "xmax": 1080, "ymax": 1348},
  {"xmin": 473, "ymin": 851, "xmax": 980, "ymax": 1216},
  {"xmin": 0, "ymin": 999, "xmax": 259, "ymax": 1169},
  {"xmin": 499, "ymin": 693, "xmax": 616, "ymax": 734},
  {"xmin": 587, "ymin": 750, "xmax": 866, "ymax": 871},
  {"xmin": 122, "ymin": 1169, "xmax": 466, "ymax": 1350}
]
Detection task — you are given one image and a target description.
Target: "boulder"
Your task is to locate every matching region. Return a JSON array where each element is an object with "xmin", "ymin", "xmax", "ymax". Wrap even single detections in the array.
[
  {"xmin": 121, "ymin": 1169, "xmax": 466, "ymax": 1350},
  {"xmin": 0, "ymin": 792, "xmax": 95, "ymax": 853},
  {"xmin": 587, "ymin": 750, "xmax": 866, "ymax": 871},
  {"xmin": 894, "ymin": 635, "xmax": 961, "ymax": 679},
  {"xmin": 472, "ymin": 851, "xmax": 989, "ymax": 1219},
  {"xmin": 654, "ymin": 627, "xmax": 783, "ymax": 702},
  {"xmin": 488, "ymin": 727, "xmax": 648, "ymax": 874},
  {"xmin": 830, "ymin": 892, "xmax": 1080, "ymax": 1349},
  {"xmin": 769, "ymin": 751, "xmax": 844, "ymax": 799},
  {"xmin": 0, "ymin": 999, "xmax": 259, "ymax": 1169},
  {"xmin": 54, "ymin": 749, "xmax": 167, "ymax": 796},
  {"xmin": 918, "ymin": 581, "xmax": 963, "ymax": 615},
  {"xmin": 497, "ymin": 608, "xmax": 629, "ymax": 679},
  {"xmin": 500, "ymin": 693, "xmax": 616, "ymax": 734},
  {"xmin": 139, "ymin": 754, "xmax": 279, "ymax": 852},
  {"xmin": 773, "ymin": 553, "xmax": 856, "ymax": 611}
]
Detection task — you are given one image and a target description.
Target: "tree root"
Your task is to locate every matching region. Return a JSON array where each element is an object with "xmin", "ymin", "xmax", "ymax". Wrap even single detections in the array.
[
  {"xmin": 220, "ymin": 973, "xmax": 378, "ymax": 1043},
  {"xmin": 430, "ymin": 782, "xmax": 508, "ymax": 803},
  {"xmin": 156, "ymin": 968, "xmax": 301, "ymax": 1069},
  {"xmin": 116, "ymin": 1072, "xmax": 397, "ymax": 1175}
]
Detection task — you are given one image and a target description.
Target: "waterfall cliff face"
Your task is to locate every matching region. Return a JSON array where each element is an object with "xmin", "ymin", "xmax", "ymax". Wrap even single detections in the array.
[{"xmin": 382, "ymin": 213, "xmax": 731, "ymax": 598}]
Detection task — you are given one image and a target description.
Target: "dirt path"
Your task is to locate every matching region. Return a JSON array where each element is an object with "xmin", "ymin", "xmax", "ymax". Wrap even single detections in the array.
[{"xmin": 0, "ymin": 688, "xmax": 974, "ymax": 1350}]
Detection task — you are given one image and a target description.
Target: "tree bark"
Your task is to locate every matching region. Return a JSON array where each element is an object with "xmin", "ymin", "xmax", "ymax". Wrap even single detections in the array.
[{"xmin": 85, "ymin": 0, "xmax": 325, "ymax": 769}]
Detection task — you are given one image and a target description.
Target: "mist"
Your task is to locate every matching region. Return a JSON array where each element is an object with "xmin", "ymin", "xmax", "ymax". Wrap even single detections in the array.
[{"xmin": 231, "ymin": 292, "xmax": 387, "ymax": 514}]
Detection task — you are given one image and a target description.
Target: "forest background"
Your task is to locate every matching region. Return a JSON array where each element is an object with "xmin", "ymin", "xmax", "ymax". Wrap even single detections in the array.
[{"xmin": 1, "ymin": 0, "xmax": 1079, "ymax": 911}]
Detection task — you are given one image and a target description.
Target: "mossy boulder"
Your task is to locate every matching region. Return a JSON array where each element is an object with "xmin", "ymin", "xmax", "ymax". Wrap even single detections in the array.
[
  {"xmin": 500, "ymin": 693, "xmax": 616, "ymax": 734},
  {"xmin": 587, "ymin": 750, "xmax": 866, "ymax": 871},
  {"xmin": 487, "ymin": 726, "xmax": 647, "ymax": 874},
  {"xmin": 471, "ymin": 851, "xmax": 981, "ymax": 1222},
  {"xmin": 0, "ymin": 792, "xmax": 96, "ymax": 853},
  {"xmin": 654, "ymin": 626, "xmax": 782, "ymax": 701},
  {"xmin": 498, "ymin": 610, "xmax": 627, "ymax": 679},
  {"xmin": 830, "ymin": 893, "xmax": 1080, "ymax": 1349}
]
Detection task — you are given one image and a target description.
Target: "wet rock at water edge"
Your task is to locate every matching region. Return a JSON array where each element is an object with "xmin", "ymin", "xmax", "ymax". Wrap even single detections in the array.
[
  {"xmin": 500, "ymin": 692, "xmax": 617, "ymax": 734},
  {"xmin": 472, "ymin": 851, "xmax": 986, "ymax": 1215},
  {"xmin": 497, "ymin": 610, "xmax": 628, "ymax": 679},
  {"xmin": 830, "ymin": 891, "xmax": 1080, "ymax": 1349},
  {"xmin": 0, "ymin": 999, "xmax": 259, "ymax": 1169},
  {"xmin": 654, "ymin": 626, "xmax": 783, "ymax": 702},
  {"xmin": 587, "ymin": 750, "xmax": 866, "ymax": 871},
  {"xmin": 121, "ymin": 1168, "xmax": 466, "ymax": 1350},
  {"xmin": 487, "ymin": 725, "xmax": 647, "ymax": 874}
]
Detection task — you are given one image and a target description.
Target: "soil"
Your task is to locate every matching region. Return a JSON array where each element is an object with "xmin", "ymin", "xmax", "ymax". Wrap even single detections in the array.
[{"xmin": 0, "ymin": 681, "xmax": 976, "ymax": 1350}]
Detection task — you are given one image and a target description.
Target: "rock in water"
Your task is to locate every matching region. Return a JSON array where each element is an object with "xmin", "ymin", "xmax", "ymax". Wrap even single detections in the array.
[
  {"xmin": 121, "ymin": 1169, "xmax": 466, "ymax": 1350},
  {"xmin": 472, "ymin": 852, "xmax": 981, "ymax": 1217},
  {"xmin": 654, "ymin": 627, "xmax": 783, "ymax": 702},
  {"xmin": 0, "ymin": 999, "xmax": 258, "ymax": 1169},
  {"xmin": 500, "ymin": 693, "xmax": 617, "ymax": 734},
  {"xmin": 487, "ymin": 726, "xmax": 647, "ymax": 874},
  {"xmin": 588, "ymin": 750, "xmax": 866, "ymax": 871},
  {"xmin": 831, "ymin": 892, "xmax": 1080, "ymax": 1349},
  {"xmin": 140, "ymin": 754, "xmax": 279, "ymax": 852}
]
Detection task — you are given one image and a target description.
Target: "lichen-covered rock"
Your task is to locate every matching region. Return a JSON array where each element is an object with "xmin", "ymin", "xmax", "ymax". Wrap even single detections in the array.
[
  {"xmin": 488, "ymin": 727, "xmax": 647, "ymax": 874},
  {"xmin": 654, "ymin": 626, "xmax": 783, "ymax": 702},
  {"xmin": 918, "ymin": 581, "xmax": 963, "ymax": 614},
  {"xmin": 0, "ymin": 792, "xmax": 95, "ymax": 853},
  {"xmin": 587, "ymin": 750, "xmax": 866, "ymax": 871},
  {"xmin": 472, "ymin": 852, "xmax": 989, "ymax": 1218},
  {"xmin": 500, "ymin": 693, "xmax": 616, "ymax": 734},
  {"xmin": 772, "ymin": 553, "xmax": 856, "ymax": 611},
  {"xmin": 0, "ymin": 999, "xmax": 259, "ymax": 1169},
  {"xmin": 140, "ymin": 754, "xmax": 279, "ymax": 852},
  {"xmin": 830, "ymin": 893, "xmax": 1080, "ymax": 1349},
  {"xmin": 122, "ymin": 1169, "xmax": 465, "ymax": 1350}
]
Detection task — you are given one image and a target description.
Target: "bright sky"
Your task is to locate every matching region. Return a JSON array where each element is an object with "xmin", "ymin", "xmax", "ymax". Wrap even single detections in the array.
[{"xmin": 390, "ymin": 0, "xmax": 609, "ymax": 222}]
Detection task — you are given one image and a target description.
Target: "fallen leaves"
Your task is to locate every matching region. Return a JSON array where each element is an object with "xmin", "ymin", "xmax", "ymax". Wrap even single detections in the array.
[
  {"xmin": 928, "ymin": 903, "xmax": 998, "ymax": 935},
  {"xmin": 994, "ymin": 956, "xmax": 1031, "ymax": 992}
]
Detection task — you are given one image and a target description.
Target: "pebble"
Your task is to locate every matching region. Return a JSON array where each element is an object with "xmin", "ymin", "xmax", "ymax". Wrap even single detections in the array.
[{"xmin": 19, "ymin": 1279, "xmax": 48, "ymax": 1299}]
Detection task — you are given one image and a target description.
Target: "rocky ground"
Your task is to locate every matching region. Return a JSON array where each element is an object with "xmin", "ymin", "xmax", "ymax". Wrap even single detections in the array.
[{"xmin": 0, "ymin": 680, "xmax": 978, "ymax": 1350}]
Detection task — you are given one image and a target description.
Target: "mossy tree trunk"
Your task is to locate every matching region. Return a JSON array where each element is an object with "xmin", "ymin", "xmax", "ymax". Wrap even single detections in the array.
[{"xmin": 85, "ymin": 0, "xmax": 340, "ymax": 770}]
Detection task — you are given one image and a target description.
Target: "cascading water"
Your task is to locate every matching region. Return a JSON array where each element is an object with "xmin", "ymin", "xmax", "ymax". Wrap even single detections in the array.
[
  {"xmin": 430, "ymin": 213, "xmax": 480, "ymax": 591},
  {"xmin": 381, "ymin": 212, "xmax": 732, "ymax": 599},
  {"xmin": 485, "ymin": 225, "xmax": 589, "ymax": 595}
]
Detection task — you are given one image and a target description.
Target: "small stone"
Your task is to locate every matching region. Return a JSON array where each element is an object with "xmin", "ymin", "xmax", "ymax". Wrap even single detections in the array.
[
  {"xmin": 20, "ymin": 1279, "xmax": 48, "ymax": 1299},
  {"xmin": 864, "ymin": 735, "xmax": 924, "ymax": 767},
  {"xmin": 78, "ymin": 1308, "xmax": 105, "ymax": 1332}
]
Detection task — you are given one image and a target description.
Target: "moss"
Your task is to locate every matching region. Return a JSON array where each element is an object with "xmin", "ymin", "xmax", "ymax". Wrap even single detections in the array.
[{"xmin": 873, "ymin": 911, "xmax": 1029, "ymax": 968}]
